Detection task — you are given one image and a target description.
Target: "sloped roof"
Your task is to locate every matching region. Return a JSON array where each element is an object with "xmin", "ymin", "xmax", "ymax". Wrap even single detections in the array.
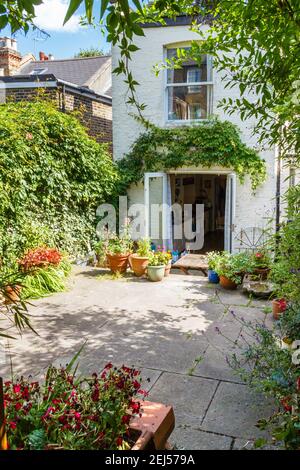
[{"xmin": 18, "ymin": 55, "xmax": 111, "ymax": 95}]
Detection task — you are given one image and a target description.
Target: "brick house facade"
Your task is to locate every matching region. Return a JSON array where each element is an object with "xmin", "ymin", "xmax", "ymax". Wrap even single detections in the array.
[{"xmin": 0, "ymin": 38, "xmax": 112, "ymax": 149}]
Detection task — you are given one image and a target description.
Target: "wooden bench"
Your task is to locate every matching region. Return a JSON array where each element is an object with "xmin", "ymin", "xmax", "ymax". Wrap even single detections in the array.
[{"xmin": 172, "ymin": 254, "xmax": 208, "ymax": 276}]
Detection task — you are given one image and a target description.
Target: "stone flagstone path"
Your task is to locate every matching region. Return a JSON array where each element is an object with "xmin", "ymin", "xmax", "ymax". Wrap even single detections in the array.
[{"xmin": 1, "ymin": 267, "xmax": 275, "ymax": 450}]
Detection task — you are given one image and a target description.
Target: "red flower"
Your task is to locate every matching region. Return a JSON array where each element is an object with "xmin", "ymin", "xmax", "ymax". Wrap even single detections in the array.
[
  {"xmin": 116, "ymin": 437, "xmax": 123, "ymax": 447},
  {"xmin": 133, "ymin": 380, "xmax": 140, "ymax": 390},
  {"xmin": 18, "ymin": 247, "xmax": 62, "ymax": 271},
  {"xmin": 74, "ymin": 412, "xmax": 81, "ymax": 420},
  {"xmin": 104, "ymin": 362, "xmax": 113, "ymax": 369},
  {"xmin": 9, "ymin": 421, "xmax": 17, "ymax": 430},
  {"xmin": 280, "ymin": 396, "xmax": 292, "ymax": 412},
  {"xmin": 13, "ymin": 384, "xmax": 21, "ymax": 394},
  {"xmin": 129, "ymin": 401, "xmax": 140, "ymax": 413},
  {"xmin": 15, "ymin": 402, "xmax": 22, "ymax": 411},
  {"xmin": 255, "ymin": 252, "xmax": 263, "ymax": 258},
  {"xmin": 121, "ymin": 415, "xmax": 131, "ymax": 425}
]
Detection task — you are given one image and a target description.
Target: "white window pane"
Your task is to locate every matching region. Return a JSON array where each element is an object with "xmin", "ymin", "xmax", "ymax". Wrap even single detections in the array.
[
  {"xmin": 166, "ymin": 49, "xmax": 210, "ymax": 84},
  {"xmin": 167, "ymin": 85, "xmax": 212, "ymax": 121}
]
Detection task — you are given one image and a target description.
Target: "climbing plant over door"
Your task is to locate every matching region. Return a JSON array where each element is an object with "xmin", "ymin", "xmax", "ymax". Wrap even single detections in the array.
[{"xmin": 117, "ymin": 119, "xmax": 266, "ymax": 193}]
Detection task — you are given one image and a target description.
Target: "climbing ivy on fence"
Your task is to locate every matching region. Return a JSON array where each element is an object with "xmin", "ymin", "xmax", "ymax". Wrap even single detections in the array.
[
  {"xmin": 0, "ymin": 100, "xmax": 119, "ymax": 265},
  {"xmin": 117, "ymin": 119, "xmax": 266, "ymax": 192}
]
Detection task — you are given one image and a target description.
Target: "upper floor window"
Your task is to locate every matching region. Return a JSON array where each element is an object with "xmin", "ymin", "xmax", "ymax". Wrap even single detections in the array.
[{"xmin": 166, "ymin": 48, "xmax": 213, "ymax": 122}]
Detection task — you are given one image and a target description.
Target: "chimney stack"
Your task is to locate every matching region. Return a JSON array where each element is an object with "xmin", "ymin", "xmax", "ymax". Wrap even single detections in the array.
[
  {"xmin": 0, "ymin": 37, "xmax": 21, "ymax": 76},
  {"xmin": 39, "ymin": 51, "xmax": 49, "ymax": 61}
]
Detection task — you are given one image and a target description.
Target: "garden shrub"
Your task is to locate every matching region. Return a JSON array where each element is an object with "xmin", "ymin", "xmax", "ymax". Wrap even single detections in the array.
[{"xmin": 0, "ymin": 100, "xmax": 119, "ymax": 266}]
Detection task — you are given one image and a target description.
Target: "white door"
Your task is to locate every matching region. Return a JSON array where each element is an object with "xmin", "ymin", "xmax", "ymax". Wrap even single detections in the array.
[
  {"xmin": 144, "ymin": 172, "xmax": 172, "ymax": 249},
  {"xmin": 224, "ymin": 173, "xmax": 236, "ymax": 252}
]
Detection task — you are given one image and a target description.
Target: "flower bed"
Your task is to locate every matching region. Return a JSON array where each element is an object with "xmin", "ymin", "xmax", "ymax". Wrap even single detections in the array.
[{"xmin": 2, "ymin": 361, "xmax": 148, "ymax": 450}]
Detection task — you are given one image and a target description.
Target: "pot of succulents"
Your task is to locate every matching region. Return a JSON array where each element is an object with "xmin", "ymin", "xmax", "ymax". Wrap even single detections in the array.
[
  {"xmin": 147, "ymin": 253, "xmax": 167, "ymax": 282},
  {"xmin": 106, "ymin": 234, "xmax": 133, "ymax": 274},
  {"xmin": 130, "ymin": 238, "xmax": 152, "ymax": 277},
  {"xmin": 252, "ymin": 250, "xmax": 271, "ymax": 280},
  {"xmin": 207, "ymin": 251, "xmax": 221, "ymax": 284},
  {"xmin": 272, "ymin": 297, "xmax": 287, "ymax": 320}
]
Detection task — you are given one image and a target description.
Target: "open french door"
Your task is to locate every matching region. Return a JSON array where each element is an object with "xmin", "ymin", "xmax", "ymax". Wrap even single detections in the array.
[
  {"xmin": 144, "ymin": 172, "xmax": 172, "ymax": 250},
  {"xmin": 224, "ymin": 173, "xmax": 236, "ymax": 252}
]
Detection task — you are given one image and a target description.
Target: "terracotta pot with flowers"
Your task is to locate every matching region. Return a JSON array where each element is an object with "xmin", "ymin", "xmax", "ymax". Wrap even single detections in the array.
[
  {"xmin": 106, "ymin": 232, "xmax": 133, "ymax": 274},
  {"xmin": 272, "ymin": 297, "xmax": 287, "ymax": 320},
  {"xmin": 252, "ymin": 250, "xmax": 271, "ymax": 280},
  {"xmin": 130, "ymin": 238, "xmax": 151, "ymax": 277}
]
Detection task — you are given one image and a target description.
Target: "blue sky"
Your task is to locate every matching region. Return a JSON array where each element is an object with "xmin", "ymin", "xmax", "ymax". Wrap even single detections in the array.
[{"xmin": 3, "ymin": 0, "xmax": 111, "ymax": 59}]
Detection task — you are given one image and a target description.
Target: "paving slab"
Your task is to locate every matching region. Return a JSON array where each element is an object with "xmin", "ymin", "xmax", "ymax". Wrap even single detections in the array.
[
  {"xmin": 148, "ymin": 372, "xmax": 218, "ymax": 427},
  {"xmin": 193, "ymin": 345, "xmax": 244, "ymax": 383},
  {"xmin": 201, "ymin": 381, "xmax": 275, "ymax": 439},
  {"xmin": 170, "ymin": 425, "xmax": 232, "ymax": 450}
]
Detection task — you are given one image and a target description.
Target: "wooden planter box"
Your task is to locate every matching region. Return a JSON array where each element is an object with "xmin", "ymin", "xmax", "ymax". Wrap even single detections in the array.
[{"xmin": 130, "ymin": 401, "xmax": 175, "ymax": 450}]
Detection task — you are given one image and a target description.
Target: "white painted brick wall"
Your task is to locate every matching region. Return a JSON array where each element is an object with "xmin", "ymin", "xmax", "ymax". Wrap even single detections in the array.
[{"xmin": 112, "ymin": 24, "xmax": 277, "ymax": 250}]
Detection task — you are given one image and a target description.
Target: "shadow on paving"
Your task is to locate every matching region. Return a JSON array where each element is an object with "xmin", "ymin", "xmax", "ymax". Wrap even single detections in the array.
[{"xmin": 0, "ymin": 269, "xmax": 276, "ymax": 448}]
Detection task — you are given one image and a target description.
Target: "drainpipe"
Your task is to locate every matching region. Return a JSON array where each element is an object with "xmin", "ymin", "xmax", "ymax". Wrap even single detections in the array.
[{"xmin": 60, "ymin": 83, "xmax": 66, "ymax": 113}]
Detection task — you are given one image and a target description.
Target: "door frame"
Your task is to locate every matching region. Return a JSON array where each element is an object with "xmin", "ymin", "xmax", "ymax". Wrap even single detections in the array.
[{"xmin": 144, "ymin": 170, "xmax": 237, "ymax": 253}]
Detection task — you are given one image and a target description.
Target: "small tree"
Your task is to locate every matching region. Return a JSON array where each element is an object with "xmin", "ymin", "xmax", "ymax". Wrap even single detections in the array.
[{"xmin": 74, "ymin": 47, "xmax": 107, "ymax": 58}]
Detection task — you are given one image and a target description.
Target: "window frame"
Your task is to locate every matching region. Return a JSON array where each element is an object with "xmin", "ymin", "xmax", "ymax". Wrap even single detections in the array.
[{"xmin": 164, "ymin": 47, "xmax": 213, "ymax": 124}]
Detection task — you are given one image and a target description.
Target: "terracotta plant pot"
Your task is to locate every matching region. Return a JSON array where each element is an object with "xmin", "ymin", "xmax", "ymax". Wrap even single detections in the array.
[
  {"xmin": 219, "ymin": 275, "xmax": 238, "ymax": 290},
  {"xmin": 106, "ymin": 253, "xmax": 129, "ymax": 274},
  {"xmin": 130, "ymin": 254, "xmax": 149, "ymax": 277},
  {"xmin": 147, "ymin": 265, "xmax": 165, "ymax": 282},
  {"xmin": 130, "ymin": 400, "xmax": 175, "ymax": 450},
  {"xmin": 272, "ymin": 298, "xmax": 287, "ymax": 320},
  {"xmin": 164, "ymin": 262, "xmax": 172, "ymax": 277},
  {"xmin": 4, "ymin": 285, "xmax": 22, "ymax": 304},
  {"xmin": 254, "ymin": 267, "xmax": 270, "ymax": 280}
]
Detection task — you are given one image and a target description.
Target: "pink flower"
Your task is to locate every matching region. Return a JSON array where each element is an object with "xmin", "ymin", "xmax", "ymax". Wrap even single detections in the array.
[
  {"xmin": 74, "ymin": 412, "xmax": 81, "ymax": 420},
  {"xmin": 13, "ymin": 384, "xmax": 21, "ymax": 394}
]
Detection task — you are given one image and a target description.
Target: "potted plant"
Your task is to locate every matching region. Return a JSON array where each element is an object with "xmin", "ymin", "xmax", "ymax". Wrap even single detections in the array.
[
  {"xmin": 207, "ymin": 251, "xmax": 221, "ymax": 284},
  {"xmin": 252, "ymin": 250, "xmax": 271, "ymax": 280},
  {"xmin": 272, "ymin": 298, "xmax": 287, "ymax": 320},
  {"xmin": 215, "ymin": 252, "xmax": 251, "ymax": 290},
  {"xmin": 147, "ymin": 252, "xmax": 168, "ymax": 282},
  {"xmin": 130, "ymin": 238, "xmax": 151, "ymax": 277},
  {"xmin": 163, "ymin": 252, "xmax": 172, "ymax": 277},
  {"xmin": 278, "ymin": 303, "xmax": 300, "ymax": 344},
  {"xmin": 106, "ymin": 232, "xmax": 133, "ymax": 274}
]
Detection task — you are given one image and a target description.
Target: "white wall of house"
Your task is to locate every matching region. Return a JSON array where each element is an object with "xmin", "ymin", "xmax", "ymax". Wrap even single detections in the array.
[{"xmin": 112, "ymin": 23, "xmax": 278, "ymax": 251}]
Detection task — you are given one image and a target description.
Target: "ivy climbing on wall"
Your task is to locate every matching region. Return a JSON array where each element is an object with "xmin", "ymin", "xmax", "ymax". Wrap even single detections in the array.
[{"xmin": 117, "ymin": 119, "xmax": 267, "ymax": 193}]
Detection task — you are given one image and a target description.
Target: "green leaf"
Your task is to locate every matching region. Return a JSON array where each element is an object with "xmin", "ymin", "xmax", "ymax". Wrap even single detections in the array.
[
  {"xmin": 132, "ymin": 0, "xmax": 143, "ymax": 15},
  {"xmin": 100, "ymin": 0, "xmax": 109, "ymax": 19},
  {"xmin": 64, "ymin": 0, "xmax": 83, "ymax": 25}
]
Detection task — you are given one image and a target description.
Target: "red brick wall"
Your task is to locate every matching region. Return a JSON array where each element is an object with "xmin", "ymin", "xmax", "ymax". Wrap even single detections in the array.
[{"xmin": 4, "ymin": 86, "xmax": 112, "ymax": 149}]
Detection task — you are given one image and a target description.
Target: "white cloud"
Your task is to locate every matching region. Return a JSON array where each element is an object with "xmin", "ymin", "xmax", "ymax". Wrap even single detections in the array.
[{"xmin": 35, "ymin": 0, "xmax": 82, "ymax": 33}]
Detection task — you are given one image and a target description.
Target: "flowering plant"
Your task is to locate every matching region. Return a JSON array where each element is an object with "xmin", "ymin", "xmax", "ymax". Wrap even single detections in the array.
[
  {"xmin": 253, "ymin": 250, "xmax": 271, "ymax": 269},
  {"xmin": 18, "ymin": 247, "xmax": 62, "ymax": 272},
  {"xmin": 3, "ymin": 360, "xmax": 146, "ymax": 450},
  {"xmin": 148, "ymin": 251, "xmax": 172, "ymax": 266}
]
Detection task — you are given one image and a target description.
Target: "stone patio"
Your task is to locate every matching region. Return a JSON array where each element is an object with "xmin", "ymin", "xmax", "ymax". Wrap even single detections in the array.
[{"xmin": 1, "ymin": 267, "xmax": 275, "ymax": 450}]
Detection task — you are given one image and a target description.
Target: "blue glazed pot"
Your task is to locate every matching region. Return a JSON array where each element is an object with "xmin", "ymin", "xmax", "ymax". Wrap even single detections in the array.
[{"xmin": 208, "ymin": 269, "xmax": 219, "ymax": 284}]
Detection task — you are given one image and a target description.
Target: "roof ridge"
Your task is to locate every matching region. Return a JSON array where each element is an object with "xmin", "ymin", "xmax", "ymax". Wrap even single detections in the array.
[{"xmin": 32, "ymin": 55, "xmax": 111, "ymax": 64}]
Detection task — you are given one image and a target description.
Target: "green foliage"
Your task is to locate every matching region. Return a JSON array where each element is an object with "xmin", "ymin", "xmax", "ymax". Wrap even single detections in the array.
[
  {"xmin": 136, "ymin": 238, "xmax": 152, "ymax": 257},
  {"xmin": 279, "ymin": 303, "xmax": 300, "ymax": 343},
  {"xmin": 207, "ymin": 250, "xmax": 222, "ymax": 270},
  {"xmin": 270, "ymin": 185, "xmax": 300, "ymax": 301},
  {"xmin": 0, "ymin": 100, "xmax": 118, "ymax": 266},
  {"xmin": 118, "ymin": 120, "xmax": 266, "ymax": 192},
  {"xmin": 214, "ymin": 251, "xmax": 254, "ymax": 284},
  {"xmin": 22, "ymin": 259, "xmax": 71, "ymax": 299},
  {"xmin": 227, "ymin": 315, "xmax": 300, "ymax": 449},
  {"xmin": 148, "ymin": 251, "xmax": 171, "ymax": 266},
  {"xmin": 74, "ymin": 47, "xmax": 106, "ymax": 58},
  {"xmin": 107, "ymin": 230, "xmax": 133, "ymax": 255}
]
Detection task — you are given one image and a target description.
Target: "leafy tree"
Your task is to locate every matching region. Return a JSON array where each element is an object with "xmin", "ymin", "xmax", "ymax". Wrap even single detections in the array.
[{"xmin": 74, "ymin": 46, "xmax": 106, "ymax": 58}]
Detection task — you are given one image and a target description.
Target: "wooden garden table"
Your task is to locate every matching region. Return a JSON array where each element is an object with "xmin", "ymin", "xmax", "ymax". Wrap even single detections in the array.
[{"xmin": 172, "ymin": 254, "xmax": 208, "ymax": 276}]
